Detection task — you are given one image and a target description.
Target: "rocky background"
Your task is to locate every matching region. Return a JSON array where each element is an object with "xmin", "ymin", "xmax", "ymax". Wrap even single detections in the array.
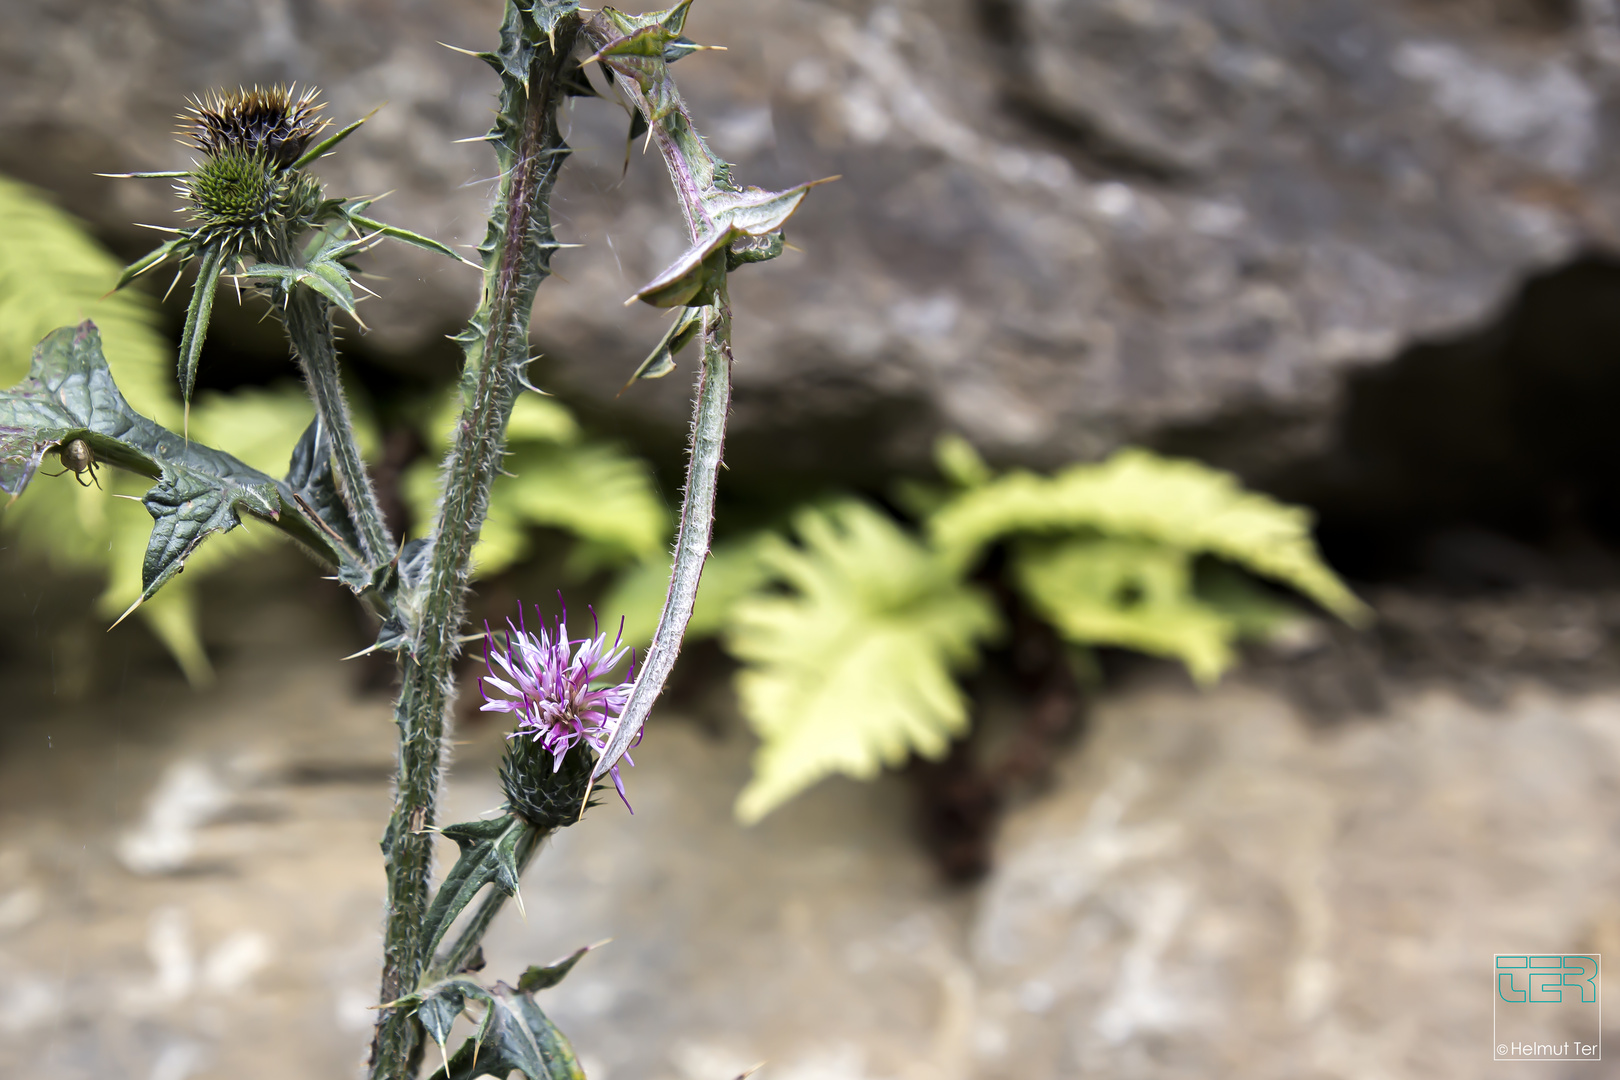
[
  {"xmin": 7, "ymin": 1, "xmax": 1620, "ymax": 1078},
  {"xmin": 6, "ymin": 0, "xmax": 1620, "ymax": 484}
]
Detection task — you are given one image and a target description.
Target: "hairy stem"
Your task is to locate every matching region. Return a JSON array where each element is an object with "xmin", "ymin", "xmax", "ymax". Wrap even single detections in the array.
[
  {"xmin": 584, "ymin": 15, "xmax": 739, "ymax": 782},
  {"xmin": 283, "ymin": 285, "xmax": 393, "ymax": 565},
  {"xmin": 368, "ymin": 18, "xmax": 577, "ymax": 1077},
  {"xmin": 595, "ymin": 291, "xmax": 731, "ymax": 778}
]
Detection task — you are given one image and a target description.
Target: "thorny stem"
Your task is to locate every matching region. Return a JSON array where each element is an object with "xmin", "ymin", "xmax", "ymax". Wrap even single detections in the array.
[
  {"xmin": 367, "ymin": 20, "xmax": 577, "ymax": 1078},
  {"xmin": 282, "ymin": 285, "xmax": 394, "ymax": 566}
]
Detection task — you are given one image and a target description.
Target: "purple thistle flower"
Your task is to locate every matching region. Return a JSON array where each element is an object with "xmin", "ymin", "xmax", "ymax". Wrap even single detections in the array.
[{"xmin": 481, "ymin": 604, "xmax": 639, "ymax": 810}]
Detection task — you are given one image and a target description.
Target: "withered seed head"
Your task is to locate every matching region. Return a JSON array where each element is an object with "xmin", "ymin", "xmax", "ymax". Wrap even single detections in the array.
[{"xmin": 180, "ymin": 85, "xmax": 328, "ymax": 169}]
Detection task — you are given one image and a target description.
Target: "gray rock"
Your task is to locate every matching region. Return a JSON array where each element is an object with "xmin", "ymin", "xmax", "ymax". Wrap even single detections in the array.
[
  {"xmin": 5, "ymin": 0, "xmax": 1619, "ymax": 475},
  {"xmin": 10, "ymin": 584, "xmax": 1620, "ymax": 1080}
]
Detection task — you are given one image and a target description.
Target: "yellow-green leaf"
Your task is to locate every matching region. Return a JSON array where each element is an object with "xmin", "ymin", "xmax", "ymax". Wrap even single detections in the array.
[{"xmin": 727, "ymin": 500, "xmax": 1000, "ymax": 823}]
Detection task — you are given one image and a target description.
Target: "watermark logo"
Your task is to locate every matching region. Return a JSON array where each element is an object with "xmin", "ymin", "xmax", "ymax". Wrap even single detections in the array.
[{"xmin": 1493, "ymin": 954, "xmax": 1601, "ymax": 1061}]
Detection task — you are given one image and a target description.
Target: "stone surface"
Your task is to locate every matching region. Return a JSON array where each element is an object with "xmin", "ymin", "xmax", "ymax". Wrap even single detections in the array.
[
  {"xmin": 4, "ymin": 562, "xmax": 1620, "ymax": 1079},
  {"xmin": 6, "ymin": 1, "xmax": 1620, "ymax": 478}
]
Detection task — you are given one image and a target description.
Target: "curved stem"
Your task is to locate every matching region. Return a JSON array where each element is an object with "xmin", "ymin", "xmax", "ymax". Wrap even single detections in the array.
[{"xmin": 594, "ymin": 289, "xmax": 731, "ymax": 779}]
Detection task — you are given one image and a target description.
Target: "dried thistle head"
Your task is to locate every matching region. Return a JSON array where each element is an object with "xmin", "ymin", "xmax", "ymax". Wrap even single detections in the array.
[{"xmin": 180, "ymin": 85, "xmax": 327, "ymax": 169}]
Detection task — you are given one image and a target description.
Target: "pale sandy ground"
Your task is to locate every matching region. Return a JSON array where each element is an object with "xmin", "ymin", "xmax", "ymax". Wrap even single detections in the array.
[{"xmin": 3, "ymin": 565, "xmax": 1620, "ymax": 1079}]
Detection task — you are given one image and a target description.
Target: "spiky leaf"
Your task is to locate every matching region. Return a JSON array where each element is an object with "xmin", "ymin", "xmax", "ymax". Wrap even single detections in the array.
[
  {"xmin": 283, "ymin": 415, "xmax": 363, "ymax": 557},
  {"xmin": 177, "ymin": 243, "xmax": 225, "ymax": 412},
  {"xmin": 0, "ymin": 323, "xmax": 357, "ymax": 613},
  {"xmin": 516, "ymin": 944, "xmax": 594, "ymax": 994},
  {"xmin": 627, "ymin": 305, "xmax": 703, "ymax": 383},
  {"xmin": 727, "ymin": 500, "xmax": 1001, "ymax": 823},
  {"xmin": 417, "ymin": 978, "xmax": 586, "ymax": 1080},
  {"xmin": 420, "ymin": 814, "xmax": 535, "ymax": 963}
]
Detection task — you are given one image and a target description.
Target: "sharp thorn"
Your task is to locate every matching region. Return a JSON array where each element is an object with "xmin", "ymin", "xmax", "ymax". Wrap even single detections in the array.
[{"xmin": 108, "ymin": 594, "xmax": 146, "ymax": 632}]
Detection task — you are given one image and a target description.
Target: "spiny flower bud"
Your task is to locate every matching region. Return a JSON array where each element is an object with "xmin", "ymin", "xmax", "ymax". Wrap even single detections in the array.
[
  {"xmin": 481, "ymin": 605, "xmax": 639, "ymax": 825},
  {"xmin": 176, "ymin": 151, "xmax": 325, "ymax": 258},
  {"xmin": 181, "ymin": 85, "xmax": 327, "ymax": 169}
]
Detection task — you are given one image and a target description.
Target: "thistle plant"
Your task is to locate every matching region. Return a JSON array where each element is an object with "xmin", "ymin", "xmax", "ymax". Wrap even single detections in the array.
[{"xmin": 0, "ymin": 3, "xmax": 819, "ymax": 1077}]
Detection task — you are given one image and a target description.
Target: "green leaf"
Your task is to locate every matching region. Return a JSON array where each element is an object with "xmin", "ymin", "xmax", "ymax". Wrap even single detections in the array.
[
  {"xmin": 1012, "ymin": 537, "xmax": 1239, "ymax": 684},
  {"xmin": 516, "ymin": 943, "xmax": 596, "ymax": 994},
  {"xmin": 0, "ymin": 323, "xmax": 354, "ymax": 615},
  {"xmin": 112, "ymin": 236, "xmax": 192, "ymax": 294},
  {"xmin": 934, "ymin": 433, "xmax": 992, "ymax": 489},
  {"xmin": 421, "ymin": 978, "xmax": 586, "ymax": 1080},
  {"xmin": 177, "ymin": 244, "xmax": 225, "ymax": 415},
  {"xmin": 347, "ymin": 212, "xmax": 478, "ymax": 268},
  {"xmin": 930, "ymin": 447, "xmax": 1367, "ymax": 622},
  {"xmin": 282, "ymin": 415, "xmax": 363, "ymax": 557},
  {"xmin": 631, "ymin": 237, "xmax": 728, "ymax": 308},
  {"xmin": 626, "ymin": 305, "xmax": 703, "ymax": 383},
  {"xmin": 627, "ymin": 180, "xmax": 826, "ymax": 307},
  {"xmin": 421, "ymin": 815, "xmax": 534, "ymax": 963},
  {"xmin": 289, "ymin": 110, "xmax": 373, "ymax": 170},
  {"xmin": 242, "ymin": 255, "xmax": 363, "ymax": 324},
  {"xmin": 522, "ymin": 0, "xmax": 583, "ymax": 38},
  {"xmin": 726, "ymin": 500, "xmax": 1001, "ymax": 823}
]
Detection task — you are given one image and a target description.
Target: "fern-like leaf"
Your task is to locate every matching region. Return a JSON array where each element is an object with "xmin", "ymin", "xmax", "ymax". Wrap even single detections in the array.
[
  {"xmin": 931, "ymin": 447, "xmax": 1367, "ymax": 622},
  {"xmin": 726, "ymin": 500, "xmax": 1000, "ymax": 823},
  {"xmin": 604, "ymin": 534, "xmax": 774, "ymax": 646},
  {"xmin": 406, "ymin": 390, "xmax": 668, "ymax": 578},
  {"xmin": 1011, "ymin": 538, "xmax": 1239, "ymax": 683}
]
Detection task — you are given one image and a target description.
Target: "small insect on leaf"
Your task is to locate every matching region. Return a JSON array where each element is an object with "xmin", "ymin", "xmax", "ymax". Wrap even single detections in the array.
[{"xmin": 43, "ymin": 438, "xmax": 103, "ymax": 489}]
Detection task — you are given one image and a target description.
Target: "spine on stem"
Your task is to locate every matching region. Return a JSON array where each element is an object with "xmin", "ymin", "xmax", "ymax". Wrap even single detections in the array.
[{"xmin": 369, "ymin": 10, "xmax": 580, "ymax": 1077}]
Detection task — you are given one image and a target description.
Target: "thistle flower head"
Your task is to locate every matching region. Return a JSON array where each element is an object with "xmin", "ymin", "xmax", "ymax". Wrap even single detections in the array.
[
  {"xmin": 181, "ymin": 84, "xmax": 327, "ymax": 169},
  {"xmin": 482, "ymin": 605, "xmax": 639, "ymax": 817}
]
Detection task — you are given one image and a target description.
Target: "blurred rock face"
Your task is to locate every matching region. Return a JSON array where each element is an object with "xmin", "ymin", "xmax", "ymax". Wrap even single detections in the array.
[{"xmin": 5, "ymin": 0, "xmax": 1619, "ymax": 474}]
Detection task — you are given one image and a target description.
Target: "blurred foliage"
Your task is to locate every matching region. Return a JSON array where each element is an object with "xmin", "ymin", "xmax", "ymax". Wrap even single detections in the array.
[
  {"xmin": 404, "ymin": 391, "xmax": 669, "ymax": 579},
  {"xmin": 608, "ymin": 437, "xmax": 1366, "ymax": 822},
  {"xmin": 1, "ymin": 175, "xmax": 213, "ymax": 680},
  {"xmin": 0, "ymin": 175, "xmax": 373, "ymax": 682},
  {"xmin": 726, "ymin": 501, "xmax": 1001, "ymax": 824}
]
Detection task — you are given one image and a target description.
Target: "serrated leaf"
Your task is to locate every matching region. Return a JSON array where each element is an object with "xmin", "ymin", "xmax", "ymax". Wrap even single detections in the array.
[
  {"xmin": 421, "ymin": 814, "xmax": 533, "ymax": 963},
  {"xmin": 930, "ymin": 447, "xmax": 1367, "ymax": 622},
  {"xmin": 1012, "ymin": 537, "xmax": 1239, "ymax": 684},
  {"xmin": 177, "ymin": 243, "xmax": 225, "ymax": 412},
  {"xmin": 726, "ymin": 500, "xmax": 1001, "ymax": 823},
  {"xmin": 424, "ymin": 979, "xmax": 586, "ymax": 1080},
  {"xmin": 0, "ymin": 323, "xmax": 355, "ymax": 614}
]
